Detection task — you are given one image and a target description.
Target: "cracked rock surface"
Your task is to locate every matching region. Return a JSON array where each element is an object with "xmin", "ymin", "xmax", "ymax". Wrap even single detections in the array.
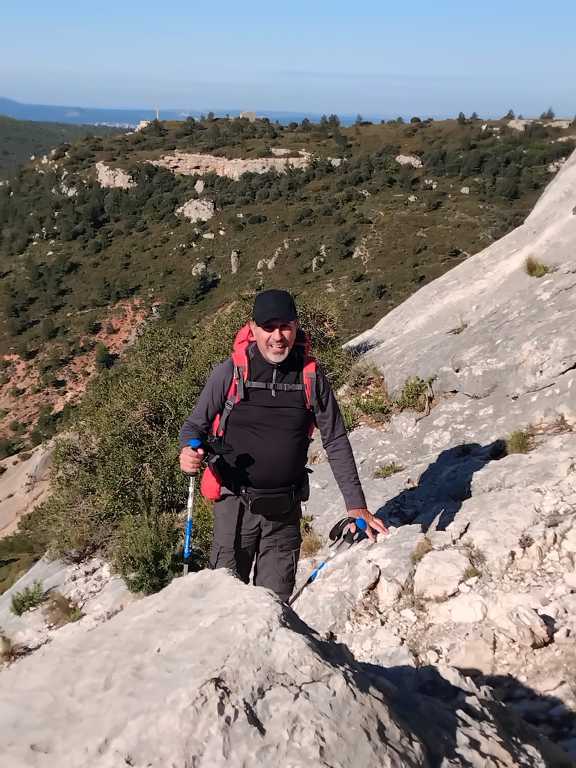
[
  {"xmin": 298, "ymin": 149, "xmax": 576, "ymax": 760},
  {"xmin": 0, "ymin": 571, "xmax": 568, "ymax": 767}
]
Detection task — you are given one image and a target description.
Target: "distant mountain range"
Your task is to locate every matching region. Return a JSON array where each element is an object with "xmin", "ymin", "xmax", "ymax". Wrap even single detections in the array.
[{"xmin": 0, "ymin": 97, "xmax": 367, "ymax": 127}]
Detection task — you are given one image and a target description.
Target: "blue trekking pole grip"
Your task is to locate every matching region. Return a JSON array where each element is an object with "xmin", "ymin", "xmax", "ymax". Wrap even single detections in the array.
[{"xmin": 183, "ymin": 438, "xmax": 202, "ymax": 576}]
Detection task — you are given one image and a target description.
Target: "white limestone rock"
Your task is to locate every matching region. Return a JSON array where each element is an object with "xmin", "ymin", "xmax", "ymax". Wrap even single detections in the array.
[
  {"xmin": 0, "ymin": 572, "xmax": 428, "ymax": 768},
  {"xmin": 176, "ymin": 198, "xmax": 215, "ymax": 223},
  {"xmin": 95, "ymin": 162, "xmax": 134, "ymax": 189},
  {"xmin": 151, "ymin": 151, "xmax": 310, "ymax": 180},
  {"xmin": 0, "ymin": 571, "xmax": 566, "ymax": 767},
  {"xmin": 395, "ymin": 154, "xmax": 423, "ymax": 168},
  {"xmin": 192, "ymin": 261, "xmax": 207, "ymax": 276},
  {"xmin": 414, "ymin": 550, "xmax": 469, "ymax": 600}
]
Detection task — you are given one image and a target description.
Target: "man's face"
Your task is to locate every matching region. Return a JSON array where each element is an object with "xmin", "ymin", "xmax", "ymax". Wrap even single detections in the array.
[{"xmin": 250, "ymin": 319, "xmax": 298, "ymax": 364}]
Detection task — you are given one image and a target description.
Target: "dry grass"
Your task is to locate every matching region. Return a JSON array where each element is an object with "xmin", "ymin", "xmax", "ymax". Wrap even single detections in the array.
[
  {"xmin": 44, "ymin": 592, "xmax": 83, "ymax": 628},
  {"xmin": 374, "ymin": 462, "xmax": 405, "ymax": 479},
  {"xmin": 463, "ymin": 565, "xmax": 481, "ymax": 581},
  {"xmin": 506, "ymin": 429, "xmax": 534, "ymax": 455},
  {"xmin": 411, "ymin": 536, "xmax": 433, "ymax": 564},
  {"xmin": 525, "ymin": 256, "xmax": 550, "ymax": 278},
  {"xmin": 300, "ymin": 516, "xmax": 323, "ymax": 558},
  {"xmin": 0, "ymin": 633, "xmax": 13, "ymax": 664}
]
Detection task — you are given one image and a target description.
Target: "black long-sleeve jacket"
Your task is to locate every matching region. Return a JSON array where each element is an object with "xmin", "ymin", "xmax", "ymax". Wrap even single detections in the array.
[{"xmin": 179, "ymin": 344, "xmax": 366, "ymax": 510}]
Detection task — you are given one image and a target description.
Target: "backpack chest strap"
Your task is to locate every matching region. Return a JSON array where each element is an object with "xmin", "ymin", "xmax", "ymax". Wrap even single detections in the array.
[{"xmin": 245, "ymin": 380, "xmax": 305, "ymax": 392}]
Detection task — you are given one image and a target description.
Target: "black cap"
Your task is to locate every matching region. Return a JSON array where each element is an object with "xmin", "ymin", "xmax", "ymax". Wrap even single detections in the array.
[{"xmin": 253, "ymin": 289, "xmax": 298, "ymax": 326}]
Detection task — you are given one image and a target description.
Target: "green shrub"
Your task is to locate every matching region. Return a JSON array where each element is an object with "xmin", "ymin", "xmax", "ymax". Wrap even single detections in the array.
[
  {"xmin": 10, "ymin": 580, "xmax": 45, "ymax": 616},
  {"xmin": 112, "ymin": 512, "xmax": 180, "ymax": 594},
  {"xmin": 94, "ymin": 342, "xmax": 113, "ymax": 370},
  {"xmin": 374, "ymin": 462, "xmax": 404, "ymax": 479},
  {"xmin": 395, "ymin": 376, "xmax": 430, "ymax": 412},
  {"xmin": 26, "ymin": 299, "xmax": 349, "ymax": 594},
  {"xmin": 525, "ymin": 256, "xmax": 549, "ymax": 278},
  {"xmin": 340, "ymin": 402, "xmax": 360, "ymax": 433},
  {"xmin": 354, "ymin": 392, "xmax": 392, "ymax": 420},
  {"xmin": 506, "ymin": 429, "xmax": 533, "ymax": 454},
  {"xmin": 190, "ymin": 494, "xmax": 214, "ymax": 568}
]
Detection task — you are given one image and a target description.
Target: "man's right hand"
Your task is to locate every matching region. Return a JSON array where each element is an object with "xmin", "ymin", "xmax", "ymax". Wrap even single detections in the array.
[{"xmin": 179, "ymin": 446, "xmax": 205, "ymax": 475}]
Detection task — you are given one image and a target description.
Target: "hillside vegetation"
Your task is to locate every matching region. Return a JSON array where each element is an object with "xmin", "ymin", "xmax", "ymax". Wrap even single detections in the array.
[
  {"xmin": 0, "ymin": 111, "xmax": 575, "ymax": 594},
  {"xmin": 0, "ymin": 114, "xmax": 574, "ymax": 455},
  {"xmin": 0, "ymin": 115, "xmax": 119, "ymax": 179}
]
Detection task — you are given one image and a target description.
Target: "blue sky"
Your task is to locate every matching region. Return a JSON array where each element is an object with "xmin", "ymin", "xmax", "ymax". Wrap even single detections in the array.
[{"xmin": 2, "ymin": 0, "xmax": 575, "ymax": 117}]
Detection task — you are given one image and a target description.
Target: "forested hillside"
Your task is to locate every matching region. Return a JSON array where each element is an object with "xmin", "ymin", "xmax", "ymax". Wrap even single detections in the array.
[
  {"xmin": 0, "ymin": 115, "xmax": 119, "ymax": 179},
  {"xmin": 0, "ymin": 113, "xmax": 574, "ymax": 458}
]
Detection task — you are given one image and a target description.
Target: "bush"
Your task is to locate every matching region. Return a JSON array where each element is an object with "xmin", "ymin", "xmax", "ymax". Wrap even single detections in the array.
[
  {"xmin": 374, "ymin": 462, "xmax": 404, "ymax": 479},
  {"xmin": 525, "ymin": 256, "xmax": 549, "ymax": 278},
  {"xmin": 340, "ymin": 402, "xmax": 360, "ymax": 433},
  {"xmin": 353, "ymin": 393, "xmax": 392, "ymax": 420},
  {"xmin": 95, "ymin": 342, "xmax": 113, "ymax": 370},
  {"xmin": 28, "ymin": 299, "xmax": 350, "ymax": 593},
  {"xmin": 506, "ymin": 429, "xmax": 533, "ymax": 454},
  {"xmin": 112, "ymin": 512, "xmax": 180, "ymax": 594},
  {"xmin": 395, "ymin": 377, "xmax": 430, "ymax": 412},
  {"xmin": 10, "ymin": 580, "xmax": 45, "ymax": 616}
]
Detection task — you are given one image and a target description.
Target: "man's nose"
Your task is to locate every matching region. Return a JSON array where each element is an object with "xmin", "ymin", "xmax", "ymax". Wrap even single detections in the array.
[{"xmin": 271, "ymin": 327, "xmax": 283, "ymax": 341}]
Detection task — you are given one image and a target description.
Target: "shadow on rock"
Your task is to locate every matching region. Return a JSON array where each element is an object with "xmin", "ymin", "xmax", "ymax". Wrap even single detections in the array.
[
  {"xmin": 357, "ymin": 663, "xmax": 573, "ymax": 767},
  {"xmin": 375, "ymin": 440, "xmax": 507, "ymax": 531}
]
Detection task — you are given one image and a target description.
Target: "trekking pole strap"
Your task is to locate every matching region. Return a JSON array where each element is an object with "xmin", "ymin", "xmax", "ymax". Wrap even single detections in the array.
[{"xmin": 288, "ymin": 517, "xmax": 368, "ymax": 605}]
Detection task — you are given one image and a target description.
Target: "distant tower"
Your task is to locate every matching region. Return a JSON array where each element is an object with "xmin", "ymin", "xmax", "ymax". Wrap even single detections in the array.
[{"xmin": 155, "ymin": 107, "xmax": 160, "ymax": 121}]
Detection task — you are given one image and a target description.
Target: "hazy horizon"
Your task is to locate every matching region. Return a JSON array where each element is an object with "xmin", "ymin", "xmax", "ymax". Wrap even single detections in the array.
[{"xmin": 3, "ymin": 1, "xmax": 575, "ymax": 118}]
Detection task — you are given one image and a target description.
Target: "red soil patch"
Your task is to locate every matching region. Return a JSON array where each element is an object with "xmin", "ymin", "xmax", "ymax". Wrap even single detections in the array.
[{"xmin": 0, "ymin": 300, "xmax": 150, "ymax": 444}]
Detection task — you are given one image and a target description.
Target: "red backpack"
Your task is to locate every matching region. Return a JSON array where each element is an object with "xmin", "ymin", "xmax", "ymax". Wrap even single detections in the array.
[{"xmin": 200, "ymin": 323, "xmax": 318, "ymax": 500}]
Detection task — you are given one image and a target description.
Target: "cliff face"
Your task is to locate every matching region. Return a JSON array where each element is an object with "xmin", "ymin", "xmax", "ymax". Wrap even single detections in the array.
[{"xmin": 150, "ymin": 150, "xmax": 310, "ymax": 179}]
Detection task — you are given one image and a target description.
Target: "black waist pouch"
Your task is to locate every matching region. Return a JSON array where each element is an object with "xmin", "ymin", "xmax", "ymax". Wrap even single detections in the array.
[{"xmin": 239, "ymin": 486, "xmax": 297, "ymax": 519}]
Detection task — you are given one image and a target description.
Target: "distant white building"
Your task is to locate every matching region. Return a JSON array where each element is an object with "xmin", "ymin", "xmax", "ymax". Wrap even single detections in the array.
[{"xmin": 240, "ymin": 111, "xmax": 257, "ymax": 123}]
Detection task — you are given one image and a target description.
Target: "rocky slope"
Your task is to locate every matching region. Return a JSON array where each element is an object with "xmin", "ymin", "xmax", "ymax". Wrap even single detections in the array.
[
  {"xmin": 299, "ymin": 148, "xmax": 576, "ymax": 757},
  {"xmin": 0, "ymin": 571, "xmax": 569, "ymax": 767},
  {"xmin": 1, "ymin": 148, "xmax": 575, "ymax": 765}
]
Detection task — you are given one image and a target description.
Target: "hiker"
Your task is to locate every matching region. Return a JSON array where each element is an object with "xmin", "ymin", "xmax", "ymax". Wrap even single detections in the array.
[{"xmin": 179, "ymin": 289, "xmax": 387, "ymax": 601}]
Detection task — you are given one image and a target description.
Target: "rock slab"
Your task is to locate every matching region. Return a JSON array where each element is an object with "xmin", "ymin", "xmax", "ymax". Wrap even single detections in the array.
[{"xmin": 0, "ymin": 570, "xmax": 562, "ymax": 767}]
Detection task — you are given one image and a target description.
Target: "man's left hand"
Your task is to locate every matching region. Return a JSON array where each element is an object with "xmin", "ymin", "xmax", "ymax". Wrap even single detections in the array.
[{"xmin": 348, "ymin": 509, "xmax": 388, "ymax": 542}]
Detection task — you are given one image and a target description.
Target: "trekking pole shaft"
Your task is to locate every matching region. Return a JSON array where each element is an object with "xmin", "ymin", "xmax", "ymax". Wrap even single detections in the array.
[
  {"xmin": 183, "ymin": 477, "xmax": 196, "ymax": 576},
  {"xmin": 183, "ymin": 438, "xmax": 202, "ymax": 576},
  {"xmin": 289, "ymin": 517, "xmax": 368, "ymax": 606}
]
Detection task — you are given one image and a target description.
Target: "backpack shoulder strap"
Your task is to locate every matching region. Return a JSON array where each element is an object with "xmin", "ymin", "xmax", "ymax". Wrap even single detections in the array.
[
  {"xmin": 214, "ymin": 324, "xmax": 253, "ymax": 436},
  {"xmin": 302, "ymin": 356, "xmax": 318, "ymax": 411}
]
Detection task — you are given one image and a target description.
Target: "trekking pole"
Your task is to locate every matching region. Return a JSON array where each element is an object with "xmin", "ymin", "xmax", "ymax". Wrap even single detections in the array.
[
  {"xmin": 183, "ymin": 438, "xmax": 202, "ymax": 576},
  {"xmin": 289, "ymin": 517, "xmax": 367, "ymax": 606}
]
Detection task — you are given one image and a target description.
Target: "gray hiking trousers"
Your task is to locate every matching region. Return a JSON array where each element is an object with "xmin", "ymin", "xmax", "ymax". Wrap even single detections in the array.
[{"xmin": 210, "ymin": 493, "xmax": 302, "ymax": 602}]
